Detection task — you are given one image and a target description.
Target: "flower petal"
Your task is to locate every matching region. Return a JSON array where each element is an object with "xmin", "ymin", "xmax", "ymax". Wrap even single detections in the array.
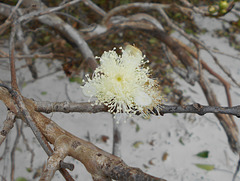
[
  {"xmin": 82, "ymin": 82, "xmax": 97, "ymax": 97},
  {"xmin": 134, "ymin": 91, "xmax": 152, "ymax": 106}
]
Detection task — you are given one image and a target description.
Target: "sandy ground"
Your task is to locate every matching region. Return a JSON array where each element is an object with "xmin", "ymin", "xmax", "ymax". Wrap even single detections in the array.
[{"xmin": 1, "ymin": 13, "xmax": 240, "ymax": 181}]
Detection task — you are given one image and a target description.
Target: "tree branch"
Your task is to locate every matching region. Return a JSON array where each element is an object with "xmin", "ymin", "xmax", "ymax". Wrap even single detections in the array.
[
  {"xmin": 0, "ymin": 111, "xmax": 16, "ymax": 146},
  {"xmin": 40, "ymin": 135, "xmax": 69, "ymax": 181},
  {"xmin": 32, "ymin": 100, "xmax": 240, "ymax": 117},
  {"xmin": 20, "ymin": 0, "xmax": 98, "ymax": 70},
  {"xmin": 0, "ymin": 83, "xmax": 74, "ymax": 180},
  {"xmin": 0, "ymin": 83, "xmax": 166, "ymax": 180},
  {"xmin": 0, "ymin": 1, "xmax": 98, "ymax": 70}
]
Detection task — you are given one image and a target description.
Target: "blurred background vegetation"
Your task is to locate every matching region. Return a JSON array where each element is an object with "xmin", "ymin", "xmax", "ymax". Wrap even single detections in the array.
[{"xmin": 0, "ymin": 0, "xmax": 239, "ymax": 105}]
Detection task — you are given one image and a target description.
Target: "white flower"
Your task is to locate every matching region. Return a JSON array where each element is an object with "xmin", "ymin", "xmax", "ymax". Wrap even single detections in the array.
[{"xmin": 82, "ymin": 45, "xmax": 162, "ymax": 116}]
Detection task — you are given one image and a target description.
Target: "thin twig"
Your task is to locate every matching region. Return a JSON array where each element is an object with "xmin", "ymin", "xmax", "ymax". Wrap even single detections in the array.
[
  {"xmin": 21, "ymin": 127, "xmax": 35, "ymax": 169},
  {"xmin": 1, "ymin": 2, "xmax": 98, "ymax": 70},
  {"xmin": 0, "ymin": 0, "xmax": 22, "ymax": 35},
  {"xmin": 0, "ymin": 111, "xmax": 16, "ymax": 146},
  {"xmin": 54, "ymin": 11, "xmax": 88, "ymax": 27},
  {"xmin": 207, "ymin": 49, "xmax": 240, "ymax": 89},
  {"xmin": 233, "ymin": 158, "xmax": 240, "ymax": 181},
  {"xmin": 10, "ymin": 121, "xmax": 21, "ymax": 181},
  {"xmin": 156, "ymin": 5, "xmax": 239, "ymax": 89},
  {"xmin": 162, "ymin": 45, "xmax": 191, "ymax": 84},
  {"xmin": 173, "ymin": 37, "xmax": 233, "ymax": 107},
  {"xmin": 0, "ymin": 53, "xmax": 55, "ymax": 59},
  {"xmin": 0, "ymin": 137, "xmax": 9, "ymax": 180},
  {"xmin": 8, "ymin": 0, "xmax": 23, "ymax": 20},
  {"xmin": 180, "ymin": 0, "xmax": 235, "ymax": 17},
  {"xmin": 16, "ymin": 25, "xmax": 38, "ymax": 79},
  {"xmin": 195, "ymin": 43, "xmax": 202, "ymax": 81},
  {"xmin": 211, "ymin": 48, "xmax": 240, "ymax": 62},
  {"xmin": 0, "ymin": 134, "xmax": 10, "ymax": 161},
  {"xmin": 21, "ymin": 0, "xmax": 83, "ymax": 20},
  {"xmin": 112, "ymin": 114, "xmax": 122, "ymax": 157},
  {"xmin": 82, "ymin": 0, "xmax": 107, "ymax": 16},
  {"xmin": 33, "ymin": 100, "xmax": 240, "ymax": 118},
  {"xmin": 9, "ymin": 21, "xmax": 19, "ymax": 92}
]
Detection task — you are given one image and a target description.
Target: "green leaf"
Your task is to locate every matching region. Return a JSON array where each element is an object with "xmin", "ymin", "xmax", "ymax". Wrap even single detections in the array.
[
  {"xmin": 196, "ymin": 151, "xmax": 209, "ymax": 158},
  {"xmin": 22, "ymin": 82, "xmax": 27, "ymax": 88},
  {"xmin": 132, "ymin": 141, "xmax": 143, "ymax": 148},
  {"xmin": 43, "ymin": 35, "xmax": 51, "ymax": 42},
  {"xmin": 26, "ymin": 167, "xmax": 32, "ymax": 172},
  {"xmin": 149, "ymin": 38, "xmax": 158, "ymax": 45},
  {"xmin": 178, "ymin": 137, "xmax": 184, "ymax": 145},
  {"xmin": 16, "ymin": 147, "xmax": 22, "ymax": 152},
  {"xmin": 41, "ymin": 91, "xmax": 47, "ymax": 95},
  {"xmin": 135, "ymin": 124, "xmax": 140, "ymax": 132},
  {"xmin": 143, "ymin": 164, "xmax": 149, "ymax": 169},
  {"xmin": 15, "ymin": 177, "xmax": 28, "ymax": 181},
  {"xmin": 195, "ymin": 164, "xmax": 215, "ymax": 171},
  {"xmin": 69, "ymin": 77, "xmax": 82, "ymax": 84},
  {"xmin": 163, "ymin": 86, "xmax": 171, "ymax": 94}
]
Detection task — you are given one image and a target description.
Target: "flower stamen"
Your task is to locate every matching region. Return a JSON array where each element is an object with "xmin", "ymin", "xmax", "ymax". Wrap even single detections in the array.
[{"xmin": 82, "ymin": 45, "xmax": 162, "ymax": 117}]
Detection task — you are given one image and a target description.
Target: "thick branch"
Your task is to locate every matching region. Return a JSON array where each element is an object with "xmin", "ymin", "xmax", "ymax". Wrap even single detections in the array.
[
  {"xmin": 0, "ymin": 85, "xmax": 165, "ymax": 180},
  {"xmin": 40, "ymin": 135, "xmax": 69, "ymax": 181},
  {"xmin": 0, "ymin": 83, "xmax": 74, "ymax": 180},
  {"xmin": 34, "ymin": 100, "xmax": 107, "ymax": 113}
]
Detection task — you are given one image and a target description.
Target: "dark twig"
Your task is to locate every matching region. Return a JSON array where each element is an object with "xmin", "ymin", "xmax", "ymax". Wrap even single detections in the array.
[
  {"xmin": 20, "ymin": 0, "xmax": 83, "ymax": 19},
  {"xmin": 180, "ymin": 0, "xmax": 235, "ymax": 17},
  {"xmin": 162, "ymin": 45, "xmax": 191, "ymax": 85},
  {"xmin": 232, "ymin": 158, "xmax": 240, "ymax": 181},
  {"xmin": 233, "ymin": 157, "xmax": 240, "ymax": 181},
  {"xmin": 16, "ymin": 25, "xmax": 38, "ymax": 79},
  {"xmin": 173, "ymin": 38, "xmax": 233, "ymax": 108},
  {"xmin": 20, "ymin": 0, "xmax": 98, "ymax": 70},
  {"xmin": 7, "ymin": 0, "xmax": 23, "ymax": 20},
  {"xmin": 21, "ymin": 127, "xmax": 35, "ymax": 170},
  {"xmin": 54, "ymin": 12, "xmax": 88, "ymax": 27},
  {"xmin": 0, "ymin": 53, "xmax": 55, "ymax": 59},
  {"xmin": 0, "ymin": 2, "xmax": 98, "ymax": 70},
  {"xmin": 0, "ymin": 137, "xmax": 9, "ymax": 180},
  {"xmin": 157, "ymin": 4, "xmax": 239, "ymax": 91},
  {"xmin": 207, "ymin": 50, "xmax": 239, "ymax": 94},
  {"xmin": 0, "ymin": 133, "xmax": 10, "ymax": 161},
  {"xmin": 211, "ymin": 48, "xmax": 240, "ymax": 62},
  {"xmin": 0, "ymin": 0, "xmax": 22, "ymax": 35},
  {"xmin": 112, "ymin": 115, "xmax": 122, "ymax": 157},
  {"xmin": 195, "ymin": 44, "xmax": 202, "ymax": 81},
  {"xmin": 9, "ymin": 21, "xmax": 19, "ymax": 92},
  {"xmin": 10, "ymin": 121, "xmax": 21, "ymax": 181},
  {"xmin": 33, "ymin": 100, "xmax": 240, "ymax": 118}
]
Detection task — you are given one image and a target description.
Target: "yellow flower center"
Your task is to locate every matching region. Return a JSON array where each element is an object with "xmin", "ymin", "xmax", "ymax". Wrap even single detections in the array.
[{"xmin": 116, "ymin": 75, "xmax": 123, "ymax": 82}]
